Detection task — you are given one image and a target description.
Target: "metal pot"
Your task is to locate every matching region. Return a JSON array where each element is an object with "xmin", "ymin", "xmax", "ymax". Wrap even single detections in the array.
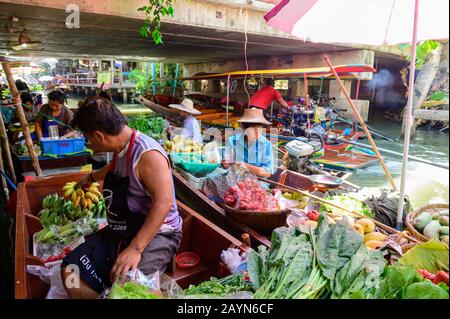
[{"xmin": 308, "ymin": 174, "xmax": 344, "ymax": 190}]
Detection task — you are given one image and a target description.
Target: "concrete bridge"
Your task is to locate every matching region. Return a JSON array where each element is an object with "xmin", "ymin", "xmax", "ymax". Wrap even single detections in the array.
[{"xmin": 0, "ymin": 0, "xmax": 411, "ymax": 120}]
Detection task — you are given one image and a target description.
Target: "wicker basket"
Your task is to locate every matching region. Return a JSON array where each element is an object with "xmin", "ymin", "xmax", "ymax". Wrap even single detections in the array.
[
  {"xmin": 223, "ymin": 205, "xmax": 291, "ymax": 236},
  {"xmin": 406, "ymin": 203, "xmax": 449, "ymax": 242}
]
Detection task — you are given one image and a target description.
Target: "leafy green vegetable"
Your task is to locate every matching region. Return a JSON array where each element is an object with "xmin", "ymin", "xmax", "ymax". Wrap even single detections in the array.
[
  {"xmin": 184, "ymin": 273, "xmax": 252, "ymax": 296},
  {"xmin": 128, "ymin": 116, "xmax": 166, "ymax": 138},
  {"xmin": 399, "ymin": 239, "xmax": 449, "ymax": 273},
  {"xmin": 109, "ymin": 281, "xmax": 160, "ymax": 299},
  {"xmin": 377, "ymin": 264, "xmax": 448, "ymax": 299},
  {"xmin": 404, "ymin": 281, "xmax": 449, "ymax": 299},
  {"xmin": 332, "ymin": 245, "xmax": 386, "ymax": 299},
  {"xmin": 321, "ymin": 194, "xmax": 373, "ymax": 218},
  {"xmin": 317, "ymin": 220, "xmax": 364, "ymax": 282}
]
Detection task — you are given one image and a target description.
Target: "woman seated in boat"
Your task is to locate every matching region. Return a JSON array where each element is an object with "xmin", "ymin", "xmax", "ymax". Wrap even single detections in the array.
[
  {"xmin": 35, "ymin": 90, "xmax": 76, "ymax": 140},
  {"xmin": 168, "ymin": 98, "xmax": 203, "ymax": 144},
  {"xmin": 222, "ymin": 108, "xmax": 275, "ymax": 178}
]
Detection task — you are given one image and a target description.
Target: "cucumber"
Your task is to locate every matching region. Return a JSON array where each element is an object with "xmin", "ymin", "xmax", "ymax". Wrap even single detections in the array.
[
  {"xmin": 413, "ymin": 212, "xmax": 433, "ymax": 232},
  {"xmin": 440, "ymin": 226, "xmax": 449, "ymax": 236},
  {"xmin": 423, "ymin": 220, "xmax": 442, "ymax": 239}
]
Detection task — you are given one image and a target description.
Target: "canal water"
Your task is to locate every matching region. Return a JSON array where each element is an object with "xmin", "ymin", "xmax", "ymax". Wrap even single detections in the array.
[
  {"xmin": 347, "ymin": 114, "xmax": 449, "ymax": 208},
  {"xmin": 67, "ymin": 96, "xmax": 448, "ymax": 208}
]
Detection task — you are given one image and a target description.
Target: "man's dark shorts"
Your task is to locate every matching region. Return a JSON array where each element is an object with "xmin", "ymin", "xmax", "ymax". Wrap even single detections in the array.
[{"xmin": 62, "ymin": 227, "xmax": 182, "ymax": 293}]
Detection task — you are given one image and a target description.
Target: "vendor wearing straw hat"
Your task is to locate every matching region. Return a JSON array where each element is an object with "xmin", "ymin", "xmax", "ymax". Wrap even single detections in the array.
[
  {"xmin": 169, "ymin": 98, "xmax": 203, "ymax": 144},
  {"xmin": 222, "ymin": 108, "xmax": 275, "ymax": 178}
]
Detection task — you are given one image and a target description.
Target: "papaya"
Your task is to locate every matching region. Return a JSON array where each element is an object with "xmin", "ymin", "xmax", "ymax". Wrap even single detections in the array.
[
  {"xmin": 365, "ymin": 240, "xmax": 384, "ymax": 250},
  {"xmin": 423, "ymin": 220, "xmax": 442, "ymax": 239},
  {"xmin": 356, "ymin": 218, "xmax": 375, "ymax": 234},
  {"xmin": 364, "ymin": 232, "xmax": 388, "ymax": 243},
  {"xmin": 439, "ymin": 226, "xmax": 449, "ymax": 236},
  {"xmin": 439, "ymin": 216, "xmax": 449, "ymax": 227},
  {"xmin": 413, "ymin": 212, "xmax": 432, "ymax": 232},
  {"xmin": 432, "ymin": 212, "xmax": 442, "ymax": 220}
]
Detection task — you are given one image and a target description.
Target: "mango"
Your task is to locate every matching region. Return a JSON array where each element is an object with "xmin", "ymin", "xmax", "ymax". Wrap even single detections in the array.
[
  {"xmin": 352, "ymin": 224, "xmax": 365, "ymax": 236},
  {"xmin": 440, "ymin": 226, "xmax": 449, "ymax": 236},
  {"xmin": 423, "ymin": 220, "xmax": 441, "ymax": 239},
  {"xmin": 364, "ymin": 232, "xmax": 388, "ymax": 244},
  {"xmin": 439, "ymin": 216, "xmax": 449, "ymax": 227},
  {"xmin": 413, "ymin": 212, "xmax": 433, "ymax": 232},
  {"xmin": 365, "ymin": 240, "xmax": 384, "ymax": 250},
  {"xmin": 432, "ymin": 212, "xmax": 442, "ymax": 220},
  {"xmin": 356, "ymin": 218, "xmax": 376, "ymax": 234}
]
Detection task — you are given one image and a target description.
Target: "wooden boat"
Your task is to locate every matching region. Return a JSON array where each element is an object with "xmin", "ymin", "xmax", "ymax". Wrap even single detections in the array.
[
  {"xmin": 312, "ymin": 148, "xmax": 378, "ymax": 171},
  {"xmin": 12, "ymin": 149, "xmax": 89, "ymax": 173},
  {"xmin": 15, "ymin": 172, "xmax": 246, "ymax": 298},
  {"xmin": 172, "ymin": 165, "xmax": 356, "ymax": 249},
  {"xmin": 140, "ymin": 94, "xmax": 242, "ymax": 128}
]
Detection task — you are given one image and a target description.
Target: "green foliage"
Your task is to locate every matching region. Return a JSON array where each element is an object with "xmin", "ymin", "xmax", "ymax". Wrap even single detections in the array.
[
  {"xmin": 1, "ymin": 88, "xmax": 11, "ymax": 99},
  {"xmin": 430, "ymin": 91, "xmax": 449, "ymax": 101},
  {"xmin": 138, "ymin": 0, "xmax": 177, "ymax": 45},
  {"xmin": 404, "ymin": 40, "xmax": 441, "ymax": 69},
  {"xmin": 129, "ymin": 69, "xmax": 152, "ymax": 95},
  {"xmin": 31, "ymin": 84, "xmax": 44, "ymax": 92}
]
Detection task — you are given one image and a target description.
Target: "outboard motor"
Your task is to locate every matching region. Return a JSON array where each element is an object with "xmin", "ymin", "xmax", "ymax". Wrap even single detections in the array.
[{"xmin": 285, "ymin": 139, "xmax": 322, "ymax": 175}]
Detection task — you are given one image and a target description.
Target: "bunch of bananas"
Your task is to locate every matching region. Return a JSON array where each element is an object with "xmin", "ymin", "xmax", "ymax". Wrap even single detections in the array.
[
  {"xmin": 35, "ymin": 218, "xmax": 99, "ymax": 245},
  {"xmin": 63, "ymin": 181, "xmax": 103, "ymax": 210}
]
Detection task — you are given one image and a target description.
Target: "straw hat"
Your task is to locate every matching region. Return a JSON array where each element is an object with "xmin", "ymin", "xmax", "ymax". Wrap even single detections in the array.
[
  {"xmin": 237, "ymin": 108, "xmax": 271, "ymax": 126},
  {"xmin": 169, "ymin": 98, "xmax": 202, "ymax": 115}
]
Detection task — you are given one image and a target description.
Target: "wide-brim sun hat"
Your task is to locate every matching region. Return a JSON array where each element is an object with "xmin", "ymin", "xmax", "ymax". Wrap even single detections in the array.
[
  {"xmin": 237, "ymin": 107, "xmax": 271, "ymax": 126},
  {"xmin": 169, "ymin": 98, "xmax": 202, "ymax": 115}
]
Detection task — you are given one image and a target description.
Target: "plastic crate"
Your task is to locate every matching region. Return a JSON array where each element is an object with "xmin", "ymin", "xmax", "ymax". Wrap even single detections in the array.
[
  {"xmin": 171, "ymin": 152, "xmax": 219, "ymax": 174},
  {"xmin": 40, "ymin": 137, "xmax": 85, "ymax": 155},
  {"xmin": 175, "ymin": 167, "xmax": 209, "ymax": 190}
]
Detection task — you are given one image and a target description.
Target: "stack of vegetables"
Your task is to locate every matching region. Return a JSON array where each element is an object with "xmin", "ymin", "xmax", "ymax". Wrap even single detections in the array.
[
  {"xmin": 184, "ymin": 273, "xmax": 254, "ymax": 297},
  {"xmin": 34, "ymin": 181, "xmax": 106, "ymax": 261},
  {"xmin": 246, "ymin": 213, "xmax": 449, "ymax": 299},
  {"xmin": 321, "ymin": 193, "xmax": 374, "ymax": 218},
  {"xmin": 128, "ymin": 115, "xmax": 166, "ymax": 140},
  {"xmin": 413, "ymin": 209, "xmax": 449, "ymax": 245}
]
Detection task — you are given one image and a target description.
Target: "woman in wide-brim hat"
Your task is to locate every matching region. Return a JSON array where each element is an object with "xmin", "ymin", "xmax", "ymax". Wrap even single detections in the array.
[
  {"xmin": 168, "ymin": 98, "xmax": 203, "ymax": 144},
  {"xmin": 222, "ymin": 108, "xmax": 275, "ymax": 177}
]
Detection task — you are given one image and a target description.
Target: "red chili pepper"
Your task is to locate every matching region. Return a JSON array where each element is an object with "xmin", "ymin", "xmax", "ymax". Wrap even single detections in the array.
[
  {"xmin": 63, "ymin": 246, "xmax": 73, "ymax": 254},
  {"xmin": 417, "ymin": 269, "xmax": 436, "ymax": 281},
  {"xmin": 433, "ymin": 271, "xmax": 449, "ymax": 286}
]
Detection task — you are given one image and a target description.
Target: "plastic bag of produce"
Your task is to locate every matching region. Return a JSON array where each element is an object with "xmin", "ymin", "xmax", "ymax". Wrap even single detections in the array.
[
  {"xmin": 33, "ymin": 216, "xmax": 99, "ymax": 261},
  {"xmin": 203, "ymin": 141, "xmax": 221, "ymax": 164},
  {"xmin": 26, "ymin": 264, "xmax": 69, "ymax": 299},
  {"xmin": 220, "ymin": 248, "xmax": 248, "ymax": 273},
  {"xmin": 101, "ymin": 269, "xmax": 182, "ymax": 299},
  {"xmin": 206, "ymin": 165, "xmax": 279, "ymax": 211}
]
